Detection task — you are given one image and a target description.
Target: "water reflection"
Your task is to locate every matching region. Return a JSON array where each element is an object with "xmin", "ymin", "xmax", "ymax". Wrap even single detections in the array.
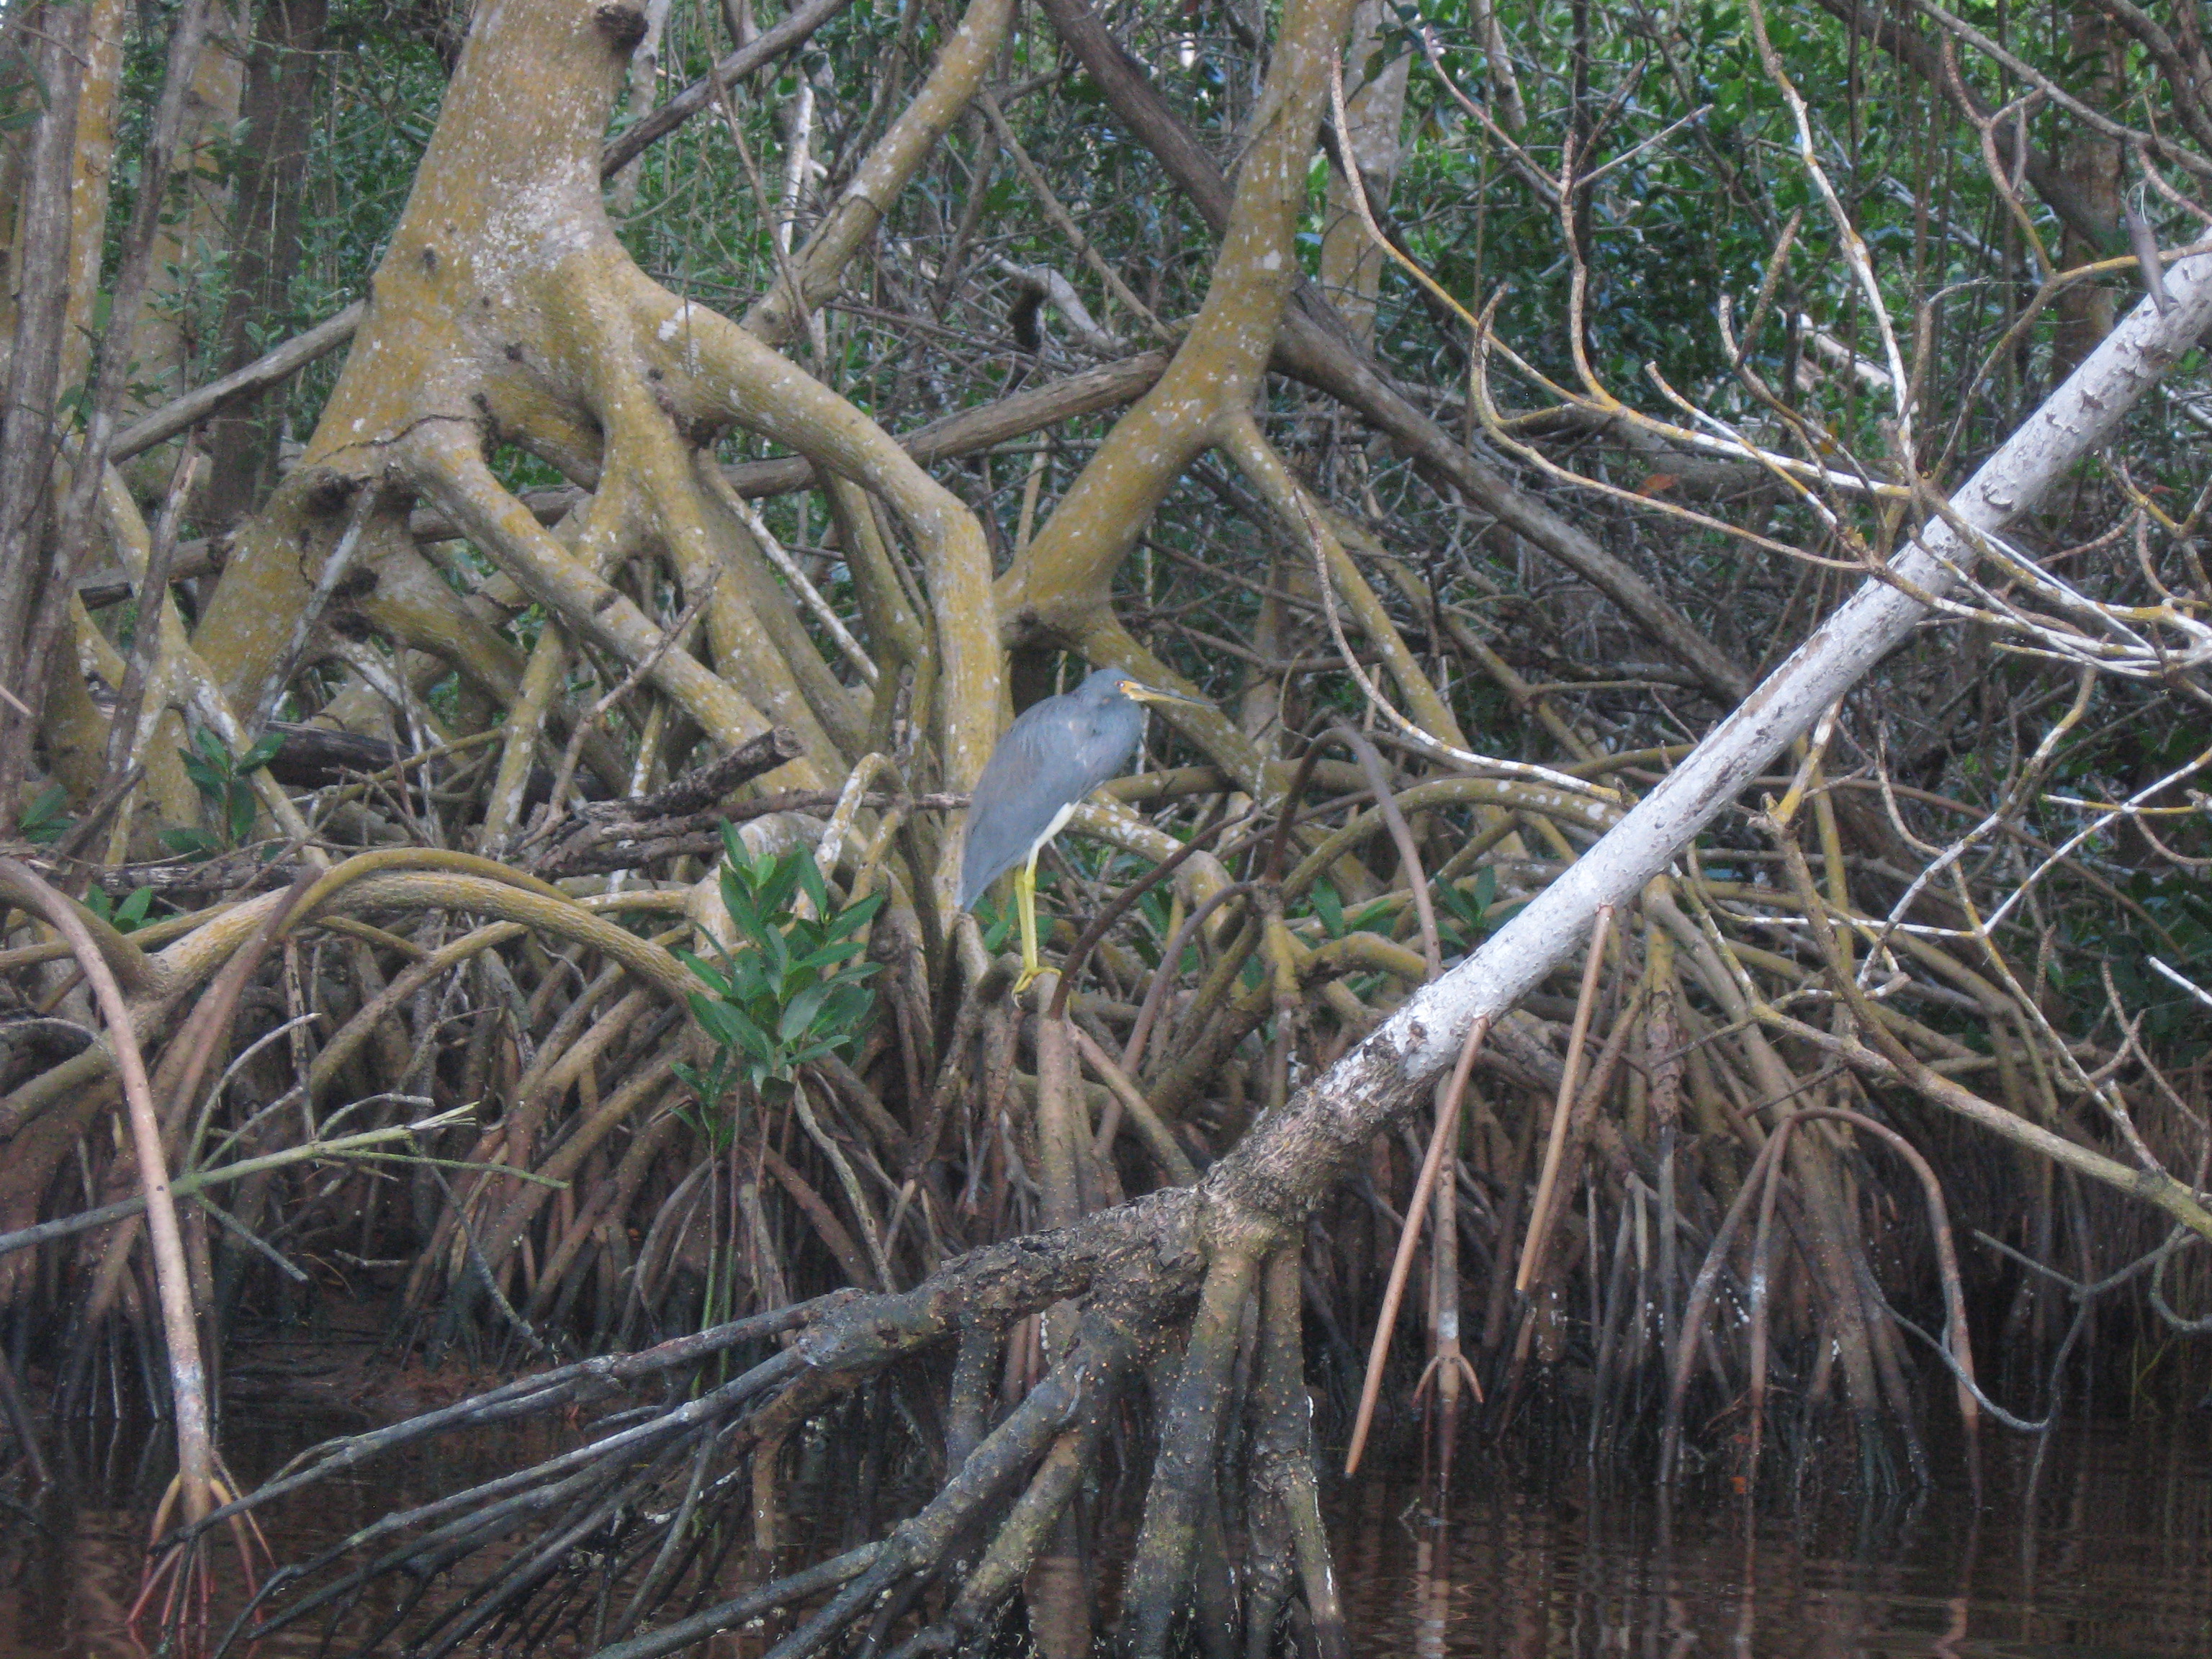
[
  {"xmin": 0, "ymin": 1406, "xmax": 555, "ymax": 1659},
  {"xmin": 1337, "ymin": 1422, "xmax": 2212, "ymax": 1658},
  {"xmin": 0, "ymin": 1411, "xmax": 2204, "ymax": 1657}
]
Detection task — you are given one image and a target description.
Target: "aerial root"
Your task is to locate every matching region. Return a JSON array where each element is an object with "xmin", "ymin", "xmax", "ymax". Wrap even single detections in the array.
[
  {"xmin": 129, "ymin": 1461, "xmax": 271, "ymax": 1658},
  {"xmin": 1120, "ymin": 1245, "xmax": 1264, "ymax": 1659},
  {"xmin": 753, "ymin": 1299, "xmax": 1146, "ymax": 1659},
  {"xmin": 879, "ymin": 1376, "xmax": 1121, "ymax": 1656},
  {"xmin": 1249, "ymin": 1249, "xmax": 1347, "ymax": 1659}
]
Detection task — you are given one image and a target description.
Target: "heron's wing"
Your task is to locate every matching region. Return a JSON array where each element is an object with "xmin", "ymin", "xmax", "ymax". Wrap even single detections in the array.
[{"xmin": 957, "ymin": 700, "xmax": 1137, "ymax": 909}]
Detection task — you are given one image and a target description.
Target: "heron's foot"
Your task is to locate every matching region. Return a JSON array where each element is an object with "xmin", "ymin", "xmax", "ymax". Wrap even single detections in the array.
[{"xmin": 1012, "ymin": 962, "xmax": 1043, "ymax": 996}]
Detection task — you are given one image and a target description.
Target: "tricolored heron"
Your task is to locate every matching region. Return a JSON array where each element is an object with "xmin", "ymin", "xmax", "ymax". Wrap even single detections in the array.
[{"xmin": 958, "ymin": 667, "xmax": 1208, "ymax": 990}]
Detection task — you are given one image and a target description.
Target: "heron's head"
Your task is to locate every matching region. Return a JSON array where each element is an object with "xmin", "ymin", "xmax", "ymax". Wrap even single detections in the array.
[{"xmin": 1082, "ymin": 667, "xmax": 1208, "ymax": 710}]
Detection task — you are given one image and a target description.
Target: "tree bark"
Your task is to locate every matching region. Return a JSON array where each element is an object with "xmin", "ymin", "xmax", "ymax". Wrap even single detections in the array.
[
  {"xmin": 0, "ymin": 3, "xmax": 88, "ymax": 801},
  {"xmin": 201, "ymin": 0, "xmax": 331, "ymax": 534}
]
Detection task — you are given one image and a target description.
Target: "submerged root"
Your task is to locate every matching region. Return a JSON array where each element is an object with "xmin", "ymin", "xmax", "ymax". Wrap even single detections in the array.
[
  {"xmin": 186, "ymin": 1197, "xmax": 1208, "ymax": 1655},
  {"xmin": 1120, "ymin": 1245, "xmax": 1264, "ymax": 1658},
  {"xmin": 130, "ymin": 1460, "xmax": 272, "ymax": 1658},
  {"xmin": 174, "ymin": 1186, "xmax": 1370, "ymax": 1659}
]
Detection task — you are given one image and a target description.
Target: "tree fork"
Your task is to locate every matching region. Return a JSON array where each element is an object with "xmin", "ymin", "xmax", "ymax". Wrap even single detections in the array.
[
  {"xmin": 999, "ymin": 0, "xmax": 1361, "ymax": 804},
  {"xmin": 174, "ymin": 0, "xmax": 1004, "ymax": 852},
  {"xmin": 1028, "ymin": 0, "xmax": 1756, "ymax": 703}
]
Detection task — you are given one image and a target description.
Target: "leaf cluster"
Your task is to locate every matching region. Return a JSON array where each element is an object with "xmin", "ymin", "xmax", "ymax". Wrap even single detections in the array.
[
  {"xmin": 168, "ymin": 728, "xmax": 283, "ymax": 857},
  {"xmin": 16, "ymin": 785, "xmax": 73, "ymax": 846},
  {"xmin": 674, "ymin": 827, "xmax": 884, "ymax": 1143}
]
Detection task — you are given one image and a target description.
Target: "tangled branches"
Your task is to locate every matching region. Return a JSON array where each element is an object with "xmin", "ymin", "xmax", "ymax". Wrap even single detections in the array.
[{"xmin": 6, "ymin": 0, "xmax": 2212, "ymax": 1647}]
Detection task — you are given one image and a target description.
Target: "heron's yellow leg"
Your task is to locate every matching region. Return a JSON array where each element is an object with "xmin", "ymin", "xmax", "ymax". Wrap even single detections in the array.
[{"xmin": 1012, "ymin": 852, "xmax": 1043, "ymax": 994}]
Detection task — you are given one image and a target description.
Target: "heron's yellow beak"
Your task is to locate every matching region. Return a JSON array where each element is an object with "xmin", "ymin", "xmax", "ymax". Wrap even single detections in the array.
[{"xmin": 1120, "ymin": 680, "xmax": 1209, "ymax": 709}]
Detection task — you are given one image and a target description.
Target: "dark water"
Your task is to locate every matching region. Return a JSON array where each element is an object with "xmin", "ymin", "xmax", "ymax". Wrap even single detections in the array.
[
  {"xmin": 1334, "ymin": 1424, "xmax": 2212, "ymax": 1658},
  {"xmin": 1, "ymin": 1408, "xmax": 2207, "ymax": 1656},
  {"xmin": 0, "ymin": 1398, "xmax": 564, "ymax": 1659}
]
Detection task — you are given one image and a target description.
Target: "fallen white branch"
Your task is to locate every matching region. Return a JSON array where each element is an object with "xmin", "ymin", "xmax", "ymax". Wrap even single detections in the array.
[{"xmin": 1218, "ymin": 244, "xmax": 2212, "ymax": 1208}]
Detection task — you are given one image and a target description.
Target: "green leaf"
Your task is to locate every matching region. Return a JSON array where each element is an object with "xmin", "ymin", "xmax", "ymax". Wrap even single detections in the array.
[
  {"xmin": 793, "ymin": 938, "xmax": 864, "ymax": 971},
  {"xmin": 1348, "ymin": 900, "xmax": 1395, "ymax": 934},
  {"xmin": 228, "ymin": 782, "xmax": 258, "ymax": 845},
  {"xmin": 179, "ymin": 749, "xmax": 224, "ymax": 799},
  {"xmin": 714, "ymin": 997, "xmax": 775, "ymax": 1061},
  {"xmin": 678, "ymin": 949, "xmax": 734, "ymax": 998},
  {"xmin": 240, "ymin": 733, "xmax": 285, "ymax": 773},
  {"xmin": 679, "ymin": 819, "xmax": 884, "ymax": 1102},
  {"xmin": 687, "ymin": 993, "xmax": 742, "ymax": 1047},
  {"xmin": 114, "ymin": 886, "xmax": 155, "ymax": 930},
  {"xmin": 19, "ymin": 789, "xmax": 73, "ymax": 845},
  {"xmin": 674, "ymin": 1059, "xmax": 725, "ymax": 1107},
  {"xmin": 795, "ymin": 852, "xmax": 830, "ymax": 917},
  {"xmin": 778, "ymin": 980, "xmax": 833, "ymax": 1043},
  {"xmin": 735, "ymin": 1011, "xmax": 780, "ymax": 1064},
  {"xmin": 1435, "ymin": 883, "xmax": 1478, "ymax": 935},
  {"xmin": 720, "ymin": 871, "xmax": 770, "ymax": 948},
  {"xmin": 822, "ymin": 984, "xmax": 874, "ymax": 1032},
  {"xmin": 824, "ymin": 891, "xmax": 884, "ymax": 937},
  {"xmin": 757, "ymin": 850, "xmax": 804, "ymax": 917},
  {"xmin": 1311, "ymin": 880, "xmax": 1344, "ymax": 938},
  {"xmin": 1138, "ymin": 889, "xmax": 1170, "ymax": 938},
  {"xmin": 161, "ymin": 826, "xmax": 219, "ymax": 859}
]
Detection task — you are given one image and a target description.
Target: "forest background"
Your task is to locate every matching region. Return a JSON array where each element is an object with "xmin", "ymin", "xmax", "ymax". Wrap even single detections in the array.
[{"xmin": 1, "ymin": 0, "xmax": 2211, "ymax": 1647}]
